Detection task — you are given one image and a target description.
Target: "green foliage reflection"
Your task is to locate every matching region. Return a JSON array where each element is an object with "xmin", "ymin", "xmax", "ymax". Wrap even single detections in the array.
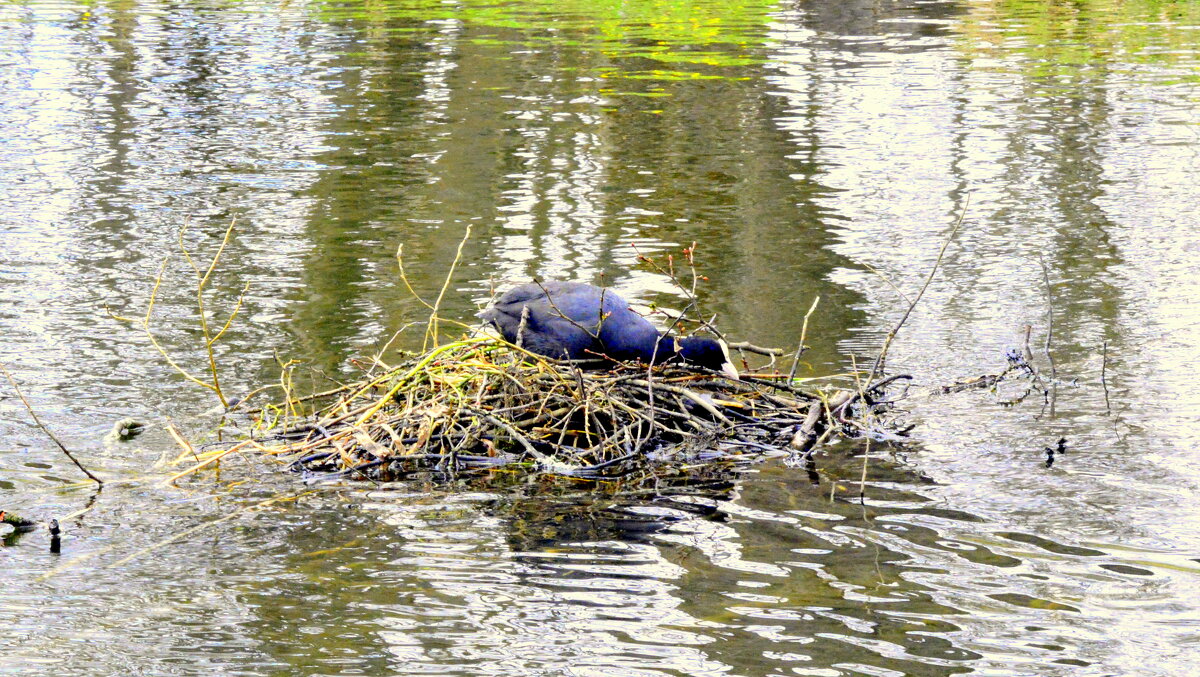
[
  {"xmin": 958, "ymin": 0, "xmax": 1200, "ymax": 83},
  {"xmin": 308, "ymin": 0, "xmax": 777, "ymax": 70}
]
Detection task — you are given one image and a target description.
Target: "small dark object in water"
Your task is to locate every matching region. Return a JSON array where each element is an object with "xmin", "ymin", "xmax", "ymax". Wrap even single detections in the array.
[
  {"xmin": 48, "ymin": 519, "xmax": 61, "ymax": 554},
  {"xmin": 479, "ymin": 281, "xmax": 738, "ymax": 379},
  {"xmin": 1045, "ymin": 437, "xmax": 1067, "ymax": 467}
]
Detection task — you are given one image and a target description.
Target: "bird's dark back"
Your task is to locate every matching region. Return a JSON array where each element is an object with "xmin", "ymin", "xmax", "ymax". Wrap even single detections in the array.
[{"xmin": 481, "ymin": 281, "xmax": 662, "ymax": 362}]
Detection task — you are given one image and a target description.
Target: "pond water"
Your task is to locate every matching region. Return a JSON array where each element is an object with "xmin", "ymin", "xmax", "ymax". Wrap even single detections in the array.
[{"xmin": 2, "ymin": 0, "xmax": 1199, "ymax": 674}]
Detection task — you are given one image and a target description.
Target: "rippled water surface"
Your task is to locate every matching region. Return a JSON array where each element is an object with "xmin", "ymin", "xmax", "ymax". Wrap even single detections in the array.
[{"xmin": 2, "ymin": 0, "xmax": 1199, "ymax": 674}]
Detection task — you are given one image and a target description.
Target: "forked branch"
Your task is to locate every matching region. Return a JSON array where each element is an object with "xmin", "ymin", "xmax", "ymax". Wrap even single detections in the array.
[{"xmin": 108, "ymin": 219, "xmax": 245, "ymax": 408}]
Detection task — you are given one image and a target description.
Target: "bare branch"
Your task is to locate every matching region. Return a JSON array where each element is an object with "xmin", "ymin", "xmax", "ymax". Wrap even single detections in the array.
[
  {"xmin": 1, "ymin": 363, "xmax": 103, "ymax": 486},
  {"xmin": 868, "ymin": 195, "xmax": 969, "ymax": 384}
]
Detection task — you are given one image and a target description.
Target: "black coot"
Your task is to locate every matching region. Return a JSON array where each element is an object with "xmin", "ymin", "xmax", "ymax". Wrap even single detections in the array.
[{"xmin": 478, "ymin": 281, "xmax": 738, "ymax": 379}]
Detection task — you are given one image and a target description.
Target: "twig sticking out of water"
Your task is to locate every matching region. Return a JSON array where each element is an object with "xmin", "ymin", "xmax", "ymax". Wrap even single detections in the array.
[
  {"xmin": 788, "ymin": 296, "xmax": 820, "ymax": 383},
  {"xmin": 850, "ymin": 355, "xmax": 870, "ymax": 504},
  {"xmin": 1022, "ymin": 324, "xmax": 1035, "ymax": 366},
  {"xmin": 868, "ymin": 195, "xmax": 969, "ymax": 384},
  {"xmin": 424, "ymin": 223, "xmax": 473, "ymax": 351},
  {"xmin": 1101, "ymin": 340, "xmax": 1112, "ymax": 415},
  {"xmin": 107, "ymin": 218, "xmax": 246, "ymax": 409},
  {"xmin": 860, "ymin": 261, "xmax": 912, "ymax": 306},
  {"xmin": 1037, "ymin": 254, "xmax": 1057, "ymax": 418},
  {"xmin": 1020, "ymin": 324, "xmax": 1050, "ymax": 408},
  {"xmin": 0, "ymin": 362, "xmax": 103, "ymax": 487}
]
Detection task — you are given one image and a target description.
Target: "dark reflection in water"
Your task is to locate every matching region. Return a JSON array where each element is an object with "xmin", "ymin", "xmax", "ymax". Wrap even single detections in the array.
[
  {"xmin": 3, "ymin": 0, "xmax": 1200, "ymax": 675},
  {"xmin": 219, "ymin": 452, "xmax": 992, "ymax": 676}
]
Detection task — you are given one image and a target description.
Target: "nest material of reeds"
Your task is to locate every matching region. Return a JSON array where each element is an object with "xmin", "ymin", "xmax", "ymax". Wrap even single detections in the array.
[{"xmin": 243, "ymin": 337, "xmax": 900, "ymax": 483}]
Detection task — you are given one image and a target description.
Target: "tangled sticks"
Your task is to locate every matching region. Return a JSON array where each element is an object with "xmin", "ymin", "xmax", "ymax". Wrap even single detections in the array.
[{"xmin": 239, "ymin": 338, "xmax": 905, "ymax": 483}]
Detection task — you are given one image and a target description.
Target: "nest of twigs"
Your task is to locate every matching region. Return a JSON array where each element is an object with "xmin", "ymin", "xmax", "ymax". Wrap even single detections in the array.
[{"xmin": 236, "ymin": 337, "xmax": 905, "ymax": 483}]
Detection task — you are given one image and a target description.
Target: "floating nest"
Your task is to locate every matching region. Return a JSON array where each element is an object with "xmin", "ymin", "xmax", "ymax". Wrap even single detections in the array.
[{"xmin": 235, "ymin": 337, "xmax": 908, "ymax": 483}]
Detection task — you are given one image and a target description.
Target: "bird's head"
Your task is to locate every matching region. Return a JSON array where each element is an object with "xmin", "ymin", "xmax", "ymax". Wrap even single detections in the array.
[{"xmin": 675, "ymin": 336, "xmax": 739, "ymax": 380}]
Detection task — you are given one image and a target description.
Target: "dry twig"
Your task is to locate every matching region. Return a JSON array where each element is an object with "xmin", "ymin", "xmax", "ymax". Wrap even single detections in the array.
[{"xmin": 0, "ymin": 362, "xmax": 103, "ymax": 486}]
